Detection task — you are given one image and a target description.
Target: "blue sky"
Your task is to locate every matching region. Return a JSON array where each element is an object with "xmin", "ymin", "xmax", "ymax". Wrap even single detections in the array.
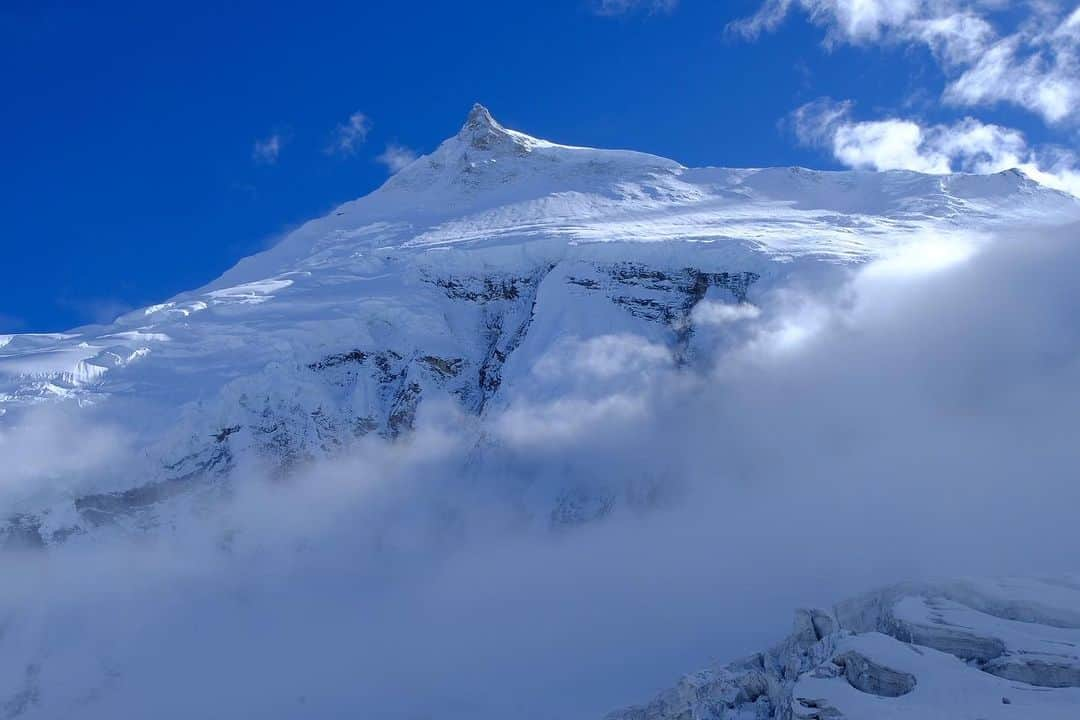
[{"xmin": 2, "ymin": 0, "xmax": 1077, "ymax": 332}]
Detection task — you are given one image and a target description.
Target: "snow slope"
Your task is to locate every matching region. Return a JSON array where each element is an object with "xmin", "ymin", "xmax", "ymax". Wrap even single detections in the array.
[
  {"xmin": 607, "ymin": 577, "xmax": 1080, "ymax": 720},
  {"xmin": 2, "ymin": 104, "xmax": 1079, "ymax": 545}
]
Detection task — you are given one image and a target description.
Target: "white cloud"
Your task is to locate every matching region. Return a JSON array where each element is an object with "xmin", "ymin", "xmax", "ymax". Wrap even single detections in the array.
[
  {"xmin": 532, "ymin": 334, "xmax": 672, "ymax": 382},
  {"xmin": 495, "ymin": 394, "xmax": 649, "ymax": 447},
  {"xmin": 912, "ymin": 10, "xmax": 998, "ymax": 65},
  {"xmin": 0, "ymin": 406, "xmax": 130, "ymax": 507},
  {"xmin": 10, "ymin": 219, "xmax": 1080, "ymax": 718},
  {"xmin": 731, "ymin": 0, "xmax": 922, "ymax": 43},
  {"xmin": 945, "ymin": 21, "xmax": 1080, "ymax": 125},
  {"xmin": 792, "ymin": 97, "xmax": 1080, "ymax": 196},
  {"xmin": 326, "ymin": 111, "xmax": 372, "ymax": 156},
  {"xmin": 690, "ymin": 301, "xmax": 762, "ymax": 327},
  {"xmin": 16, "ymin": 220, "xmax": 1080, "ymax": 718},
  {"xmin": 376, "ymin": 143, "xmax": 418, "ymax": 174},
  {"xmin": 593, "ymin": 0, "xmax": 678, "ymax": 16},
  {"xmin": 733, "ymin": 1, "xmax": 1080, "ymax": 125},
  {"xmin": 1020, "ymin": 146, "xmax": 1080, "ymax": 199},
  {"xmin": 252, "ymin": 133, "xmax": 283, "ymax": 165}
]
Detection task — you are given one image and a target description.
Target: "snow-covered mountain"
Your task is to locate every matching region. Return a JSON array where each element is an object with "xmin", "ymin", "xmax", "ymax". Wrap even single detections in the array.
[
  {"xmin": 3, "ymin": 104, "xmax": 1078, "ymax": 547},
  {"xmin": 4, "ymin": 106, "xmax": 1080, "ymax": 720}
]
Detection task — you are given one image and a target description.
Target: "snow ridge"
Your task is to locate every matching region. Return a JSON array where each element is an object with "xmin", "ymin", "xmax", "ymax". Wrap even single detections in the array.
[{"xmin": 607, "ymin": 577, "xmax": 1080, "ymax": 720}]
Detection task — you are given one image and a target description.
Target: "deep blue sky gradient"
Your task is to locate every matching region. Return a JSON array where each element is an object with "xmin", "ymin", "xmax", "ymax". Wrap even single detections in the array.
[{"xmin": 0, "ymin": 1, "xmax": 1059, "ymax": 331}]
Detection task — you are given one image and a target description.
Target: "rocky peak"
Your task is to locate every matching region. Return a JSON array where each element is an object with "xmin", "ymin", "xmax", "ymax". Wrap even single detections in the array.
[
  {"xmin": 462, "ymin": 103, "xmax": 498, "ymax": 131},
  {"xmin": 455, "ymin": 102, "xmax": 535, "ymax": 154}
]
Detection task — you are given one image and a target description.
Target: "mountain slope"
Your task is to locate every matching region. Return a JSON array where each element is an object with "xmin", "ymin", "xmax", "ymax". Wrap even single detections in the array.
[
  {"xmin": 4, "ymin": 106, "xmax": 1080, "ymax": 720},
  {"xmin": 2, "ymin": 105, "xmax": 1079, "ymax": 546}
]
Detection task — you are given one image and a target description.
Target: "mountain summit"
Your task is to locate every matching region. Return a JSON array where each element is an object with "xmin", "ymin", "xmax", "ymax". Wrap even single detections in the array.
[{"xmin": 457, "ymin": 102, "xmax": 517, "ymax": 150}]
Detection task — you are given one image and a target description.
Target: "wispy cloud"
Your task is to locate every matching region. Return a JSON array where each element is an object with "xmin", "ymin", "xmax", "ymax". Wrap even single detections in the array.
[
  {"xmin": 731, "ymin": 0, "xmax": 925, "ymax": 43},
  {"xmin": 592, "ymin": 0, "xmax": 678, "ymax": 17},
  {"xmin": 790, "ymin": 97, "xmax": 1080, "ymax": 197},
  {"xmin": 0, "ymin": 406, "xmax": 130, "ymax": 507},
  {"xmin": 252, "ymin": 133, "xmax": 284, "ymax": 165},
  {"xmin": 690, "ymin": 301, "xmax": 761, "ymax": 327},
  {"xmin": 944, "ymin": 8, "xmax": 1080, "ymax": 126},
  {"xmin": 732, "ymin": 1, "xmax": 1080, "ymax": 126},
  {"xmin": 326, "ymin": 111, "xmax": 372, "ymax": 156},
  {"xmin": 376, "ymin": 143, "xmax": 419, "ymax": 174}
]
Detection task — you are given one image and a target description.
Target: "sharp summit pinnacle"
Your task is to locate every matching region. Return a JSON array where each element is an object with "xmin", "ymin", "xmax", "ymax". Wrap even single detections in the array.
[{"xmin": 458, "ymin": 102, "xmax": 515, "ymax": 151}]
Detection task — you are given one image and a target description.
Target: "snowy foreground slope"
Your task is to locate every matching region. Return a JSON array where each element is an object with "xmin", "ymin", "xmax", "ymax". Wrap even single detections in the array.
[
  {"xmin": 2, "ymin": 105, "xmax": 1078, "ymax": 545},
  {"xmin": 608, "ymin": 577, "xmax": 1080, "ymax": 720}
]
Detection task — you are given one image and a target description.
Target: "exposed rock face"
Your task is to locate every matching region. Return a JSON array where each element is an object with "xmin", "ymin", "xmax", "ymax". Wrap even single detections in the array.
[
  {"xmin": 0, "ymin": 256, "xmax": 755, "ymax": 544},
  {"xmin": 606, "ymin": 577, "xmax": 1080, "ymax": 720},
  {"xmin": 424, "ymin": 265, "xmax": 554, "ymax": 413}
]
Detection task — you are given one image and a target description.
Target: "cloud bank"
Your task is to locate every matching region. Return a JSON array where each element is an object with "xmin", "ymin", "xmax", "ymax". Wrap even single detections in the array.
[{"xmin": 4, "ymin": 223, "xmax": 1080, "ymax": 718}]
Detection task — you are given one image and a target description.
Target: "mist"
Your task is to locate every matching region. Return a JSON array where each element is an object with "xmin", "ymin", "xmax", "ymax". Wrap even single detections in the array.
[{"xmin": 3, "ymin": 224, "xmax": 1080, "ymax": 719}]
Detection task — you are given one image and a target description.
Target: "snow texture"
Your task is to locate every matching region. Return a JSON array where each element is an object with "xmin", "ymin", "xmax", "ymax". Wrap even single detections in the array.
[{"xmin": 608, "ymin": 577, "xmax": 1080, "ymax": 720}]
